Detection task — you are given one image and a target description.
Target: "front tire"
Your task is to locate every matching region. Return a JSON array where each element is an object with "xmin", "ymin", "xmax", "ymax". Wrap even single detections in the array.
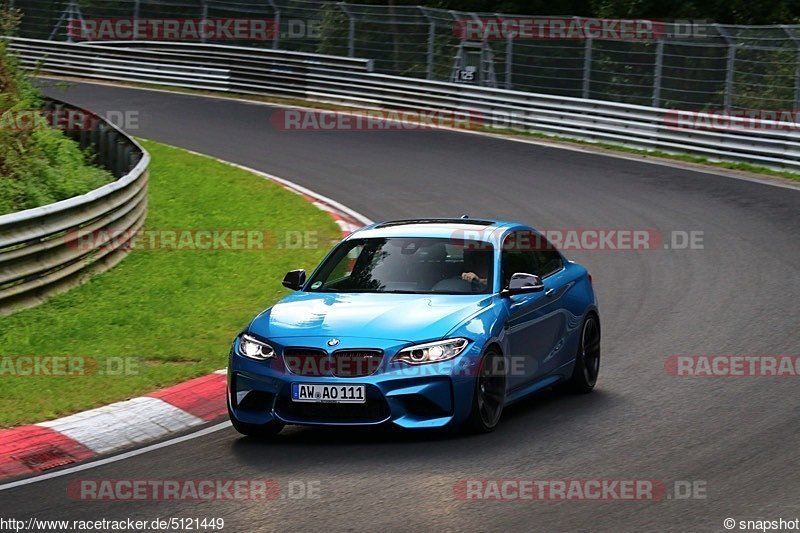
[
  {"xmin": 228, "ymin": 406, "xmax": 284, "ymax": 438},
  {"xmin": 566, "ymin": 314, "xmax": 601, "ymax": 394},
  {"xmin": 464, "ymin": 349, "xmax": 506, "ymax": 433}
]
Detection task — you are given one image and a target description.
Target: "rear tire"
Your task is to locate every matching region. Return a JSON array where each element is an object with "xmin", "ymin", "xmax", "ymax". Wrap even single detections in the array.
[
  {"xmin": 566, "ymin": 314, "xmax": 601, "ymax": 394},
  {"xmin": 228, "ymin": 406, "xmax": 284, "ymax": 438},
  {"xmin": 464, "ymin": 349, "xmax": 506, "ymax": 433}
]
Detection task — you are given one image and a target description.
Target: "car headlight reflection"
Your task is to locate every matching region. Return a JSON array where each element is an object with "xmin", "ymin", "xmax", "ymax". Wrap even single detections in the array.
[
  {"xmin": 238, "ymin": 334, "xmax": 276, "ymax": 360},
  {"xmin": 393, "ymin": 338, "xmax": 469, "ymax": 365}
]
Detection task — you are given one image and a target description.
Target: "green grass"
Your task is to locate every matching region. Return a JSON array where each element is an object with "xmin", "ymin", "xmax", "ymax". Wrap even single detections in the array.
[{"xmin": 0, "ymin": 140, "xmax": 340, "ymax": 427}]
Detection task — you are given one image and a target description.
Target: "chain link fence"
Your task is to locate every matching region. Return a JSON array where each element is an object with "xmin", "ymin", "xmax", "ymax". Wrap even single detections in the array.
[{"xmin": 7, "ymin": 0, "xmax": 800, "ymax": 110}]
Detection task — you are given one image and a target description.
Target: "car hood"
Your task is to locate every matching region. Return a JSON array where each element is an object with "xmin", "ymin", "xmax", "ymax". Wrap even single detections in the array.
[{"xmin": 248, "ymin": 291, "xmax": 493, "ymax": 342}]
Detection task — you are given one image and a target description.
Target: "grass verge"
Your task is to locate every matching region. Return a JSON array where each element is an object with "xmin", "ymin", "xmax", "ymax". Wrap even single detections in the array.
[{"xmin": 0, "ymin": 139, "xmax": 340, "ymax": 427}]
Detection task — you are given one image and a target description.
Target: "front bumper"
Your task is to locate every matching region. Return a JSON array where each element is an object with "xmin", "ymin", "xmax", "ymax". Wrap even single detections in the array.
[{"xmin": 228, "ymin": 335, "xmax": 482, "ymax": 429}]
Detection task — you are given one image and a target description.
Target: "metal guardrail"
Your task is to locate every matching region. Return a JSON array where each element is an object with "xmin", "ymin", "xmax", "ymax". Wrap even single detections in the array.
[
  {"xmin": 7, "ymin": 36, "xmax": 800, "ymax": 174},
  {"xmin": 7, "ymin": 38, "xmax": 373, "ymax": 94},
  {"xmin": 0, "ymin": 97, "xmax": 149, "ymax": 315}
]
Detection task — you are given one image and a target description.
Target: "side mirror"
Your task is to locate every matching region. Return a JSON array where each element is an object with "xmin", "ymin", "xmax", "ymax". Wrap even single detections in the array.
[
  {"xmin": 501, "ymin": 272, "xmax": 544, "ymax": 297},
  {"xmin": 282, "ymin": 269, "xmax": 306, "ymax": 290}
]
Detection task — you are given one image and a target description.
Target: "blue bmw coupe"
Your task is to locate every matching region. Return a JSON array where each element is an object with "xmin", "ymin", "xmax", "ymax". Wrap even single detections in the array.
[{"xmin": 228, "ymin": 217, "xmax": 599, "ymax": 435}]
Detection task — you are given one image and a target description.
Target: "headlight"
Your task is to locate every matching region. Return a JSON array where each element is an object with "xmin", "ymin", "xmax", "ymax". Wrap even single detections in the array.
[
  {"xmin": 237, "ymin": 334, "xmax": 276, "ymax": 360},
  {"xmin": 393, "ymin": 338, "xmax": 469, "ymax": 365}
]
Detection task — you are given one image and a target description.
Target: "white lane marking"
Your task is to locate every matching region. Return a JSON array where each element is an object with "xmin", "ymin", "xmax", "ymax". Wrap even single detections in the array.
[
  {"xmin": 0, "ymin": 422, "xmax": 232, "ymax": 491},
  {"xmin": 39, "ymin": 76, "xmax": 800, "ymax": 191},
  {"xmin": 38, "ymin": 397, "xmax": 205, "ymax": 454}
]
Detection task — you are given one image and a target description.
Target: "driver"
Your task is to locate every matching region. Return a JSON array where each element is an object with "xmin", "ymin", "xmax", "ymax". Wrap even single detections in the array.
[{"xmin": 461, "ymin": 250, "xmax": 491, "ymax": 290}]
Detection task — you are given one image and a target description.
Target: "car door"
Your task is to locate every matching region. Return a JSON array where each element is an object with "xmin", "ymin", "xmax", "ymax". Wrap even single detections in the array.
[{"xmin": 502, "ymin": 230, "xmax": 567, "ymax": 391}]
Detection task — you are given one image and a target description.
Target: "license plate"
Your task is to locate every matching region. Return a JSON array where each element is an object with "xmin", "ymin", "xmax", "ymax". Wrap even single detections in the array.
[{"xmin": 291, "ymin": 383, "xmax": 366, "ymax": 403}]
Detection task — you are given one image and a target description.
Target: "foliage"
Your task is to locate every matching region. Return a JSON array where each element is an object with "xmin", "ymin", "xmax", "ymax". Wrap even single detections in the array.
[{"xmin": 0, "ymin": 5, "xmax": 113, "ymax": 215}]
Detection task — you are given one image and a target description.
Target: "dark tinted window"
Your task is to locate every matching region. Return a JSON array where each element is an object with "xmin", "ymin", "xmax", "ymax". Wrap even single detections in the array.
[
  {"xmin": 307, "ymin": 237, "xmax": 495, "ymax": 294},
  {"xmin": 501, "ymin": 231, "xmax": 563, "ymax": 286}
]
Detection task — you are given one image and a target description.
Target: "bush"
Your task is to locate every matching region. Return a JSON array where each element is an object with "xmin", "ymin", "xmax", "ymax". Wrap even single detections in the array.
[{"xmin": 0, "ymin": 7, "xmax": 113, "ymax": 215}]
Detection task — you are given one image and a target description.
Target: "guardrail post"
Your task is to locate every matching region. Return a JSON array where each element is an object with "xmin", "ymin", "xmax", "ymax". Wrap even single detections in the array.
[
  {"xmin": 716, "ymin": 25, "xmax": 735, "ymax": 111},
  {"xmin": 79, "ymin": 124, "xmax": 89, "ymax": 149},
  {"xmin": 652, "ymin": 38, "xmax": 664, "ymax": 107},
  {"xmin": 582, "ymin": 37, "xmax": 593, "ymax": 99},
  {"xmin": 113, "ymin": 138, "xmax": 120, "ymax": 177},
  {"xmin": 106, "ymin": 130, "xmax": 116, "ymax": 171},
  {"xmin": 97, "ymin": 124, "xmax": 107, "ymax": 168}
]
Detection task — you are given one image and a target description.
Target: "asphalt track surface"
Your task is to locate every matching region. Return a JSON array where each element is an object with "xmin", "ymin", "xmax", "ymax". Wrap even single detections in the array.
[{"xmin": 2, "ymin": 81, "xmax": 799, "ymax": 532}]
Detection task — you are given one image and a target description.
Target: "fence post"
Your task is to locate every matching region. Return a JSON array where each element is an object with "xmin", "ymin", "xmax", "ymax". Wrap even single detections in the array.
[
  {"xmin": 795, "ymin": 50, "xmax": 800, "ymax": 112},
  {"xmin": 716, "ymin": 24, "xmax": 735, "ymax": 111},
  {"xmin": 419, "ymin": 7, "xmax": 436, "ymax": 80},
  {"xmin": 652, "ymin": 38, "xmax": 664, "ymax": 107},
  {"xmin": 266, "ymin": 0, "xmax": 280, "ymax": 50},
  {"xmin": 338, "ymin": 3, "xmax": 355, "ymax": 57},
  {"xmin": 200, "ymin": 1, "xmax": 208, "ymax": 43},
  {"xmin": 60, "ymin": 0, "xmax": 80, "ymax": 43},
  {"xmin": 428, "ymin": 21, "xmax": 436, "ymax": 80},
  {"xmin": 132, "ymin": 0, "xmax": 140, "ymax": 40},
  {"xmin": 497, "ymin": 13, "xmax": 512, "ymax": 90},
  {"xmin": 505, "ymin": 33, "xmax": 513, "ymax": 89},
  {"xmin": 582, "ymin": 37, "xmax": 592, "ymax": 99},
  {"xmin": 781, "ymin": 26, "xmax": 800, "ymax": 111}
]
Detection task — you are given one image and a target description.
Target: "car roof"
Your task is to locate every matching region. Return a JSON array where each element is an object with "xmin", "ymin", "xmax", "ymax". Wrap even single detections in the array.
[{"xmin": 349, "ymin": 218, "xmax": 522, "ymax": 241}]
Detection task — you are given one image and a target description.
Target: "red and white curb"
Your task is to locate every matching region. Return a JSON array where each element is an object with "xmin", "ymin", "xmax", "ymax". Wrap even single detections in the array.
[{"xmin": 0, "ymin": 163, "xmax": 372, "ymax": 481}]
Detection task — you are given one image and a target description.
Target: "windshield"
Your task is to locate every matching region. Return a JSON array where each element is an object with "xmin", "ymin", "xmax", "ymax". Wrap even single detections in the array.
[{"xmin": 306, "ymin": 237, "xmax": 495, "ymax": 294}]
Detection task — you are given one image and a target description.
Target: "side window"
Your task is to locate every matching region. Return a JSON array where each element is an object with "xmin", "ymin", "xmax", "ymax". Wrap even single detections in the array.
[
  {"xmin": 533, "ymin": 248, "xmax": 563, "ymax": 278},
  {"xmin": 325, "ymin": 244, "xmax": 364, "ymax": 284},
  {"xmin": 501, "ymin": 232, "xmax": 538, "ymax": 288},
  {"xmin": 501, "ymin": 231, "xmax": 564, "ymax": 286}
]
